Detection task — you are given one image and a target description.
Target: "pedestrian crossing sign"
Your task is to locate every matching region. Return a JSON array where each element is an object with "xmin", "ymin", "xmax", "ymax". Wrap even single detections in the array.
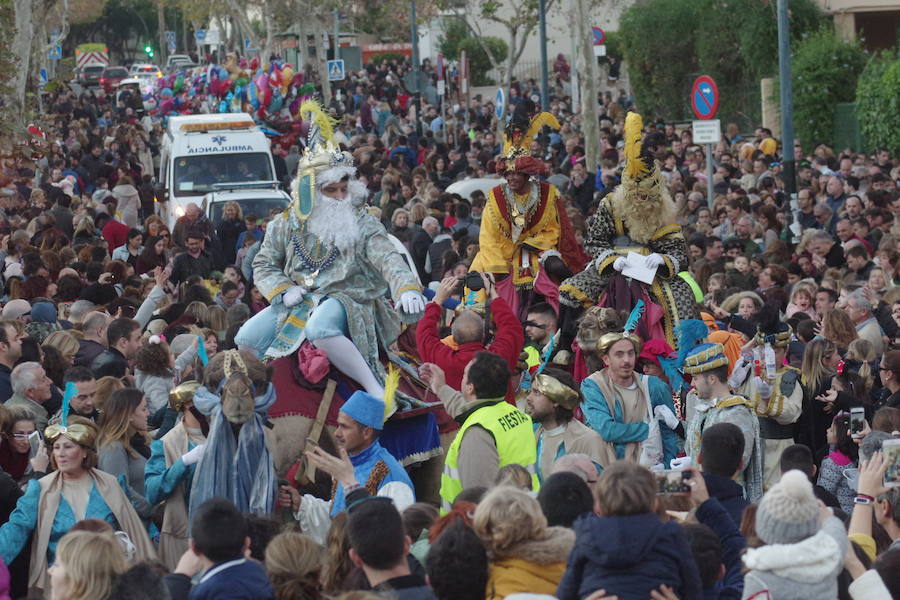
[{"xmin": 327, "ymin": 59, "xmax": 345, "ymax": 81}]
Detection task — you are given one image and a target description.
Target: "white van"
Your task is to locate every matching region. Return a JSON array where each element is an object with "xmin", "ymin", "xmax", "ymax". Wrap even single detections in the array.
[{"xmin": 159, "ymin": 113, "xmax": 276, "ymax": 227}]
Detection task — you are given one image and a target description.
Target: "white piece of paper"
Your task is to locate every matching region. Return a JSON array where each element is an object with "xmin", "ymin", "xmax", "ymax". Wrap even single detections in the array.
[{"xmin": 621, "ymin": 251, "xmax": 658, "ymax": 285}]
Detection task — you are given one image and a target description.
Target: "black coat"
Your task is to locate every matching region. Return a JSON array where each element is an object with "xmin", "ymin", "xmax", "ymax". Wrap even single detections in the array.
[
  {"xmin": 91, "ymin": 347, "xmax": 128, "ymax": 379},
  {"xmin": 217, "ymin": 217, "xmax": 244, "ymax": 267}
]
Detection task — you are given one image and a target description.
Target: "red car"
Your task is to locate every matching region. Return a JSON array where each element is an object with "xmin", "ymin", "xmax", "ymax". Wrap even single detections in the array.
[{"xmin": 99, "ymin": 66, "xmax": 129, "ymax": 94}]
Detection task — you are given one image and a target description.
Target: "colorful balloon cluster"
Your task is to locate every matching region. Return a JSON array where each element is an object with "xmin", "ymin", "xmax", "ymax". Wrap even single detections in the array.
[{"xmin": 144, "ymin": 53, "xmax": 324, "ymax": 152}]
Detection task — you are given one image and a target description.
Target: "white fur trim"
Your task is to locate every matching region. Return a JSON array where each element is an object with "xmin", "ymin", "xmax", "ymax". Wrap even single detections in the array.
[{"xmin": 316, "ymin": 165, "xmax": 357, "ymax": 187}]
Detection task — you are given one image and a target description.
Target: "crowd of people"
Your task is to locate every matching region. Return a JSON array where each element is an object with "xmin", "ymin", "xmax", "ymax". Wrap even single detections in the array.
[{"xmin": 0, "ymin": 48, "xmax": 896, "ymax": 600}]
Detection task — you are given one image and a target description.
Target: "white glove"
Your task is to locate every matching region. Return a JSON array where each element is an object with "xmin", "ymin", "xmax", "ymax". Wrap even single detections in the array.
[
  {"xmin": 670, "ymin": 456, "xmax": 693, "ymax": 471},
  {"xmin": 755, "ymin": 376, "xmax": 774, "ymax": 400},
  {"xmin": 654, "ymin": 404, "xmax": 680, "ymax": 430},
  {"xmin": 181, "ymin": 443, "xmax": 206, "ymax": 466},
  {"xmin": 728, "ymin": 356, "xmax": 753, "ymax": 389},
  {"xmin": 645, "ymin": 253, "xmax": 665, "ymax": 268},
  {"xmin": 282, "ymin": 285, "xmax": 307, "ymax": 308},
  {"xmin": 613, "ymin": 256, "xmax": 627, "ymax": 272},
  {"xmin": 399, "ymin": 290, "xmax": 426, "ymax": 314}
]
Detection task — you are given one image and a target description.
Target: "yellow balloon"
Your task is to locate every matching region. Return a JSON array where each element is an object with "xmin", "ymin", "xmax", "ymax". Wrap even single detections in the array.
[{"xmin": 281, "ymin": 67, "xmax": 294, "ymax": 93}]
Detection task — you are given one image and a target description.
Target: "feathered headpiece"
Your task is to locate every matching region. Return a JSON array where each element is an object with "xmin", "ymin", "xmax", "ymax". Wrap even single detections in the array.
[
  {"xmin": 292, "ymin": 100, "xmax": 355, "ymax": 221},
  {"xmin": 44, "ymin": 381, "xmax": 98, "ymax": 448},
  {"xmin": 497, "ymin": 104, "xmax": 560, "ymax": 176},
  {"xmin": 623, "ymin": 112, "xmax": 648, "ymax": 180},
  {"xmin": 677, "ymin": 319, "xmax": 730, "ymax": 375},
  {"xmin": 597, "ymin": 300, "xmax": 645, "ymax": 355}
]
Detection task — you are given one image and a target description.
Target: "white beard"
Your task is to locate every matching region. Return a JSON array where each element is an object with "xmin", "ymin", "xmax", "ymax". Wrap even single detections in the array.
[{"xmin": 306, "ymin": 187, "xmax": 364, "ymax": 252}]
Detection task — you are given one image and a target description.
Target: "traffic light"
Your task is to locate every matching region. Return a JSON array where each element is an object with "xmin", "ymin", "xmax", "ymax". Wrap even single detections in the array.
[{"xmin": 144, "ymin": 44, "xmax": 154, "ymax": 58}]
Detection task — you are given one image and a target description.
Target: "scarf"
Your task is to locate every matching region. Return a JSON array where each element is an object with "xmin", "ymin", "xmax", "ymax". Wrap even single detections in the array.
[
  {"xmin": 0, "ymin": 444, "xmax": 29, "ymax": 481},
  {"xmin": 29, "ymin": 469, "xmax": 156, "ymax": 592},
  {"xmin": 188, "ymin": 384, "xmax": 277, "ymax": 521},
  {"xmin": 588, "ymin": 369, "xmax": 649, "ymax": 468}
]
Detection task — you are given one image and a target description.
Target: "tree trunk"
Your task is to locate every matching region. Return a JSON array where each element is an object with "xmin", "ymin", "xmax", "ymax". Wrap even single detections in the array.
[
  {"xmin": 574, "ymin": 0, "xmax": 599, "ymax": 170},
  {"xmin": 157, "ymin": 0, "xmax": 167, "ymax": 65},
  {"xmin": 11, "ymin": 0, "xmax": 33, "ymax": 114},
  {"xmin": 311, "ymin": 19, "xmax": 330, "ymax": 103}
]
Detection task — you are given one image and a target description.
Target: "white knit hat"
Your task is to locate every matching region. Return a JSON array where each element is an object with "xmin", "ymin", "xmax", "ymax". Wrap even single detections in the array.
[{"xmin": 755, "ymin": 469, "xmax": 820, "ymax": 544}]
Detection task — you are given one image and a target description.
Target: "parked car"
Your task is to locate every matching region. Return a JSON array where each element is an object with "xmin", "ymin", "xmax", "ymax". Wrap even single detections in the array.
[
  {"xmin": 77, "ymin": 65, "xmax": 105, "ymax": 87},
  {"xmin": 100, "ymin": 66, "xmax": 129, "ymax": 94},
  {"xmin": 166, "ymin": 54, "xmax": 196, "ymax": 71},
  {"xmin": 129, "ymin": 63, "xmax": 163, "ymax": 77}
]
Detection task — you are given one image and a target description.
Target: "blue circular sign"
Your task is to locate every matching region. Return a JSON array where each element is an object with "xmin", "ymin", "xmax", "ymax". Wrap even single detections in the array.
[
  {"xmin": 495, "ymin": 87, "xmax": 505, "ymax": 120},
  {"xmin": 691, "ymin": 75, "xmax": 719, "ymax": 120}
]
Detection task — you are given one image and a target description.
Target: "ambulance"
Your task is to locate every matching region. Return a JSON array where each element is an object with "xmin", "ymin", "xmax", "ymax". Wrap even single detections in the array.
[{"xmin": 159, "ymin": 113, "xmax": 276, "ymax": 227}]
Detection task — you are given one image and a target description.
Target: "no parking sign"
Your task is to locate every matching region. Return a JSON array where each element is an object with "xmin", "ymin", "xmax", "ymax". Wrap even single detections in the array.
[{"xmin": 690, "ymin": 75, "xmax": 719, "ymax": 120}]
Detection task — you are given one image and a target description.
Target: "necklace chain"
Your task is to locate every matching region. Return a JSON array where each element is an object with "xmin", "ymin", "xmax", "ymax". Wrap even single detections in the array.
[{"xmin": 291, "ymin": 231, "xmax": 339, "ymax": 274}]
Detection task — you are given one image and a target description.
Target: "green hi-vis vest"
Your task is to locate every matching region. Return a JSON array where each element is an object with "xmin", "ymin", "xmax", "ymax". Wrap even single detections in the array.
[{"xmin": 440, "ymin": 400, "xmax": 540, "ymax": 513}]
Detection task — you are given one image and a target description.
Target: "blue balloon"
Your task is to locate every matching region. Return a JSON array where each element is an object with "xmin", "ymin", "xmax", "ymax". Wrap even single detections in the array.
[
  {"xmin": 269, "ymin": 90, "xmax": 283, "ymax": 113},
  {"xmin": 161, "ymin": 88, "xmax": 174, "ymax": 98},
  {"xmin": 218, "ymin": 100, "xmax": 227, "ymax": 113},
  {"xmin": 248, "ymin": 82, "xmax": 259, "ymax": 110}
]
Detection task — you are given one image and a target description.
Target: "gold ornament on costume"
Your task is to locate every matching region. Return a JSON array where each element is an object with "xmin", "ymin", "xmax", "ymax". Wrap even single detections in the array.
[
  {"xmin": 497, "ymin": 109, "xmax": 561, "ymax": 175},
  {"xmin": 532, "ymin": 373, "xmax": 581, "ymax": 410},
  {"xmin": 44, "ymin": 417, "xmax": 98, "ymax": 449},
  {"xmin": 170, "ymin": 380, "xmax": 201, "ymax": 412}
]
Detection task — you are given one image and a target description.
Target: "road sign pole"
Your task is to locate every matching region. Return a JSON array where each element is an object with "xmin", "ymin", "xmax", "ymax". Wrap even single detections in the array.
[
  {"xmin": 706, "ymin": 143, "xmax": 714, "ymax": 209},
  {"xmin": 333, "ymin": 8, "xmax": 340, "ymax": 63},
  {"xmin": 777, "ymin": 0, "xmax": 796, "ymax": 197},
  {"xmin": 538, "ymin": 0, "xmax": 549, "ymax": 111},
  {"xmin": 410, "ymin": 0, "xmax": 422, "ymax": 137}
]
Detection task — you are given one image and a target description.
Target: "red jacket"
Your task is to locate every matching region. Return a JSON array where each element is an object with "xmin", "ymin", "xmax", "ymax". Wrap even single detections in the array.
[{"xmin": 416, "ymin": 297, "xmax": 524, "ymax": 404}]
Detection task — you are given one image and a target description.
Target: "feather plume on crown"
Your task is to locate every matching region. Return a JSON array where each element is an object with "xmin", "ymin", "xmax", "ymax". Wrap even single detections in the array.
[{"xmin": 624, "ymin": 112, "xmax": 648, "ymax": 180}]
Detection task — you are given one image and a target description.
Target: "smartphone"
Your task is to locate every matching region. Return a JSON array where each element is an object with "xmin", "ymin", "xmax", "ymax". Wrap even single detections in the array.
[
  {"xmin": 850, "ymin": 406, "xmax": 866, "ymax": 439},
  {"xmin": 883, "ymin": 438, "xmax": 900, "ymax": 488},
  {"xmin": 27, "ymin": 431, "xmax": 41, "ymax": 458},
  {"xmin": 655, "ymin": 469, "xmax": 692, "ymax": 495}
]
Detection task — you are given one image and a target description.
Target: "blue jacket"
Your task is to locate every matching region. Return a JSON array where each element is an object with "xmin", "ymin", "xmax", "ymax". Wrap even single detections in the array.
[
  {"xmin": 581, "ymin": 374, "xmax": 679, "ymax": 467},
  {"xmin": 556, "ymin": 512, "xmax": 703, "ymax": 600},
  {"xmin": 694, "ymin": 498, "xmax": 745, "ymax": 600},
  {"xmin": 190, "ymin": 558, "xmax": 274, "ymax": 600},
  {"xmin": 702, "ymin": 473, "xmax": 749, "ymax": 529}
]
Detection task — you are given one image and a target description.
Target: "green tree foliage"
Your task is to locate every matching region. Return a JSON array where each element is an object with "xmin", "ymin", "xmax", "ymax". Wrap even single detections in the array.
[
  {"xmin": 0, "ymin": 0, "xmax": 19, "ymax": 147},
  {"xmin": 856, "ymin": 52, "xmax": 900, "ymax": 153},
  {"xmin": 619, "ymin": 0, "xmax": 823, "ymax": 127},
  {"xmin": 69, "ymin": 0, "xmax": 160, "ymax": 60},
  {"xmin": 619, "ymin": 0, "xmax": 697, "ymax": 121},
  {"xmin": 457, "ymin": 36, "xmax": 508, "ymax": 86},
  {"xmin": 792, "ymin": 29, "xmax": 866, "ymax": 149},
  {"xmin": 437, "ymin": 16, "xmax": 469, "ymax": 60}
]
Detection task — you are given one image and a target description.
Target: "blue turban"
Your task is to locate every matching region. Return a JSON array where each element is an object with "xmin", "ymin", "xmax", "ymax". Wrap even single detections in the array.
[{"xmin": 341, "ymin": 391, "xmax": 384, "ymax": 430}]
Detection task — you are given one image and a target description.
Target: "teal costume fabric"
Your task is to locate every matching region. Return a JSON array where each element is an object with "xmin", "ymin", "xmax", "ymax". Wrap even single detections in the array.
[
  {"xmin": 0, "ymin": 478, "xmax": 123, "ymax": 565},
  {"xmin": 144, "ymin": 438, "xmax": 200, "ymax": 505},
  {"xmin": 581, "ymin": 374, "xmax": 679, "ymax": 466},
  {"xmin": 249, "ymin": 209, "xmax": 422, "ymax": 385}
]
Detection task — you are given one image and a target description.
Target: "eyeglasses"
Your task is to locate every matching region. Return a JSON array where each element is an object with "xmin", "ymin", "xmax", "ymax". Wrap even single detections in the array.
[{"xmin": 11, "ymin": 432, "xmax": 35, "ymax": 439}]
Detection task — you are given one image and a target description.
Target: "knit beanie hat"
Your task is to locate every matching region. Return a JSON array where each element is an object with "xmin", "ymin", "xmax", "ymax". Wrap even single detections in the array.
[{"xmin": 755, "ymin": 469, "xmax": 820, "ymax": 544}]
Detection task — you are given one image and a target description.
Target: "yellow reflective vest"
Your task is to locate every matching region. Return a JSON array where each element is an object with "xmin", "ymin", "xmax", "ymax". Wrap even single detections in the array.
[{"xmin": 440, "ymin": 400, "xmax": 539, "ymax": 513}]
